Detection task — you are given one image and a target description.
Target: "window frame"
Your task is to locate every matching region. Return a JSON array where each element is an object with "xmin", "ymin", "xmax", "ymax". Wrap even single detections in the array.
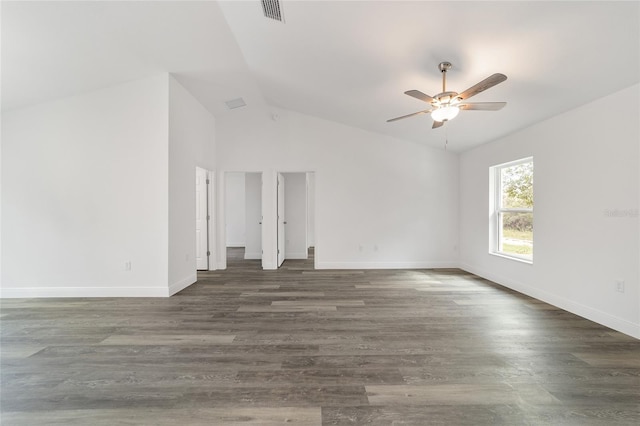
[{"xmin": 489, "ymin": 157, "xmax": 534, "ymax": 264}]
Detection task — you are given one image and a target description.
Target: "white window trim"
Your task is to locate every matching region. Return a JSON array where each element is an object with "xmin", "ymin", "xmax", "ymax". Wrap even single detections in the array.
[{"xmin": 489, "ymin": 157, "xmax": 533, "ymax": 264}]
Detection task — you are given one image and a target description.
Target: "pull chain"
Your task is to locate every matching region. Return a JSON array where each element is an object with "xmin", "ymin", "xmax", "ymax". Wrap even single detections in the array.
[{"xmin": 445, "ymin": 123, "xmax": 449, "ymax": 151}]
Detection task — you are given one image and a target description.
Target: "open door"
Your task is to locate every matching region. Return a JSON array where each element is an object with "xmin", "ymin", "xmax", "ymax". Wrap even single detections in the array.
[
  {"xmin": 277, "ymin": 172, "xmax": 286, "ymax": 267},
  {"xmin": 195, "ymin": 167, "xmax": 209, "ymax": 270},
  {"xmin": 244, "ymin": 173, "xmax": 263, "ymax": 260}
]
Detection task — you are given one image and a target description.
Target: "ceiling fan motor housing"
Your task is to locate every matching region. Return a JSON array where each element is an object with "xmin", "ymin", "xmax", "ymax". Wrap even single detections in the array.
[{"xmin": 435, "ymin": 91, "xmax": 459, "ymax": 104}]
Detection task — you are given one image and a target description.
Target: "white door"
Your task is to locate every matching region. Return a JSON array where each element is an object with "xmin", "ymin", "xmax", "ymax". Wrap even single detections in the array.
[
  {"xmin": 195, "ymin": 167, "xmax": 209, "ymax": 270},
  {"xmin": 244, "ymin": 173, "xmax": 263, "ymax": 260},
  {"xmin": 277, "ymin": 173, "xmax": 286, "ymax": 267}
]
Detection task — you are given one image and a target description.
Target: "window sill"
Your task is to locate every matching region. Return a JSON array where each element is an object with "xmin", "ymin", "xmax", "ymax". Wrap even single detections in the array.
[{"xmin": 489, "ymin": 251, "xmax": 533, "ymax": 265}]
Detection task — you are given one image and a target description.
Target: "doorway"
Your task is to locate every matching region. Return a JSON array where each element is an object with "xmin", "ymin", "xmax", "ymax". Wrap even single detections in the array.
[
  {"xmin": 224, "ymin": 172, "xmax": 263, "ymax": 268},
  {"xmin": 277, "ymin": 172, "xmax": 315, "ymax": 268}
]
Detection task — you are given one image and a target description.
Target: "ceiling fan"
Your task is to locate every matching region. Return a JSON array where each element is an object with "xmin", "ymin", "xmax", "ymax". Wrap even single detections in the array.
[{"xmin": 387, "ymin": 62, "xmax": 507, "ymax": 129}]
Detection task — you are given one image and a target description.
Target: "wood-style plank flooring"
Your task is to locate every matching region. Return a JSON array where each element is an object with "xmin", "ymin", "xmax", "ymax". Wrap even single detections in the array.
[{"xmin": 1, "ymin": 248, "xmax": 639, "ymax": 425}]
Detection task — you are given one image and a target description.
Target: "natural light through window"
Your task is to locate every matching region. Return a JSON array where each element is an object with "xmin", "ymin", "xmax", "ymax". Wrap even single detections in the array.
[{"xmin": 490, "ymin": 158, "xmax": 533, "ymax": 262}]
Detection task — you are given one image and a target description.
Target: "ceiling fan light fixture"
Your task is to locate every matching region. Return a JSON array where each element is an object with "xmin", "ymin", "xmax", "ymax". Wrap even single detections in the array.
[
  {"xmin": 431, "ymin": 105, "xmax": 460, "ymax": 122},
  {"xmin": 387, "ymin": 62, "xmax": 507, "ymax": 127}
]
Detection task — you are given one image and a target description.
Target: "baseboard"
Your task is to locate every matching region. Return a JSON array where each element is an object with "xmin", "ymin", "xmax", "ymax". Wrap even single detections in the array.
[
  {"xmin": 168, "ymin": 273, "xmax": 197, "ymax": 296},
  {"xmin": 285, "ymin": 252, "xmax": 308, "ymax": 260},
  {"xmin": 216, "ymin": 258, "xmax": 227, "ymax": 270},
  {"xmin": 0, "ymin": 274, "xmax": 199, "ymax": 299},
  {"xmin": 316, "ymin": 261, "xmax": 459, "ymax": 270},
  {"xmin": 226, "ymin": 244, "xmax": 245, "ymax": 248},
  {"xmin": 244, "ymin": 252, "xmax": 262, "ymax": 260},
  {"xmin": 262, "ymin": 261, "xmax": 277, "ymax": 270},
  {"xmin": 0, "ymin": 286, "xmax": 170, "ymax": 298},
  {"xmin": 459, "ymin": 262, "xmax": 640, "ymax": 340}
]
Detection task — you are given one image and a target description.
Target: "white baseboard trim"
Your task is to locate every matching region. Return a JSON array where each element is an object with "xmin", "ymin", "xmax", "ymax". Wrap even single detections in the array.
[
  {"xmin": 285, "ymin": 252, "xmax": 308, "ymax": 260},
  {"xmin": 316, "ymin": 261, "xmax": 459, "ymax": 270},
  {"xmin": 168, "ymin": 273, "xmax": 197, "ymax": 296},
  {"xmin": 207, "ymin": 258, "xmax": 217, "ymax": 271},
  {"xmin": 244, "ymin": 252, "xmax": 262, "ymax": 260},
  {"xmin": 226, "ymin": 244, "xmax": 245, "ymax": 248},
  {"xmin": 262, "ymin": 261, "xmax": 277, "ymax": 270},
  {"xmin": 459, "ymin": 262, "xmax": 640, "ymax": 340},
  {"xmin": 0, "ymin": 286, "xmax": 169, "ymax": 298}
]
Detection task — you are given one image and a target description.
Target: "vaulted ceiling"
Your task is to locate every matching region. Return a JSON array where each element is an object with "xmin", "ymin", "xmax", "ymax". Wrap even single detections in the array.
[{"xmin": 3, "ymin": 1, "xmax": 639, "ymax": 151}]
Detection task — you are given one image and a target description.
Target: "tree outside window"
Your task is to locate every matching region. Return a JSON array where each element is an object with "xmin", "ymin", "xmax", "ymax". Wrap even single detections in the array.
[{"xmin": 491, "ymin": 158, "xmax": 533, "ymax": 261}]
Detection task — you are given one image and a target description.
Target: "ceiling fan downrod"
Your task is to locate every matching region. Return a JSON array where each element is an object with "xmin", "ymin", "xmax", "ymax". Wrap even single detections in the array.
[{"xmin": 438, "ymin": 61, "xmax": 452, "ymax": 93}]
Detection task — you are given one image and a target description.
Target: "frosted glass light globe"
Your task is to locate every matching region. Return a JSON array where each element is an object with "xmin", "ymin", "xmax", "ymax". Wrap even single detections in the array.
[{"xmin": 431, "ymin": 106, "xmax": 460, "ymax": 122}]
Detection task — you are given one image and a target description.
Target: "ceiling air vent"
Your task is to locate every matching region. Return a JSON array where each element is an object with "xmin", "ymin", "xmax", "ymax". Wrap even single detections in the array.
[
  {"xmin": 261, "ymin": 0, "xmax": 284, "ymax": 22},
  {"xmin": 225, "ymin": 98, "xmax": 246, "ymax": 110}
]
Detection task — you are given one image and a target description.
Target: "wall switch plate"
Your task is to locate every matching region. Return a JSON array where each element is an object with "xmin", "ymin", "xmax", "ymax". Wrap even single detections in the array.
[
  {"xmin": 125, "ymin": 261, "xmax": 132, "ymax": 271},
  {"xmin": 616, "ymin": 280, "xmax": 625, "ymax": 293}
]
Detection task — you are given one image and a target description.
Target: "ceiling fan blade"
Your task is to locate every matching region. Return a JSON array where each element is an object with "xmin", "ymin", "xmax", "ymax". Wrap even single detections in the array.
[
  {"xmin": 457, "ymin": 73, "xmax": 507, "ymax": 101},
  {"xmin": 459, "ymin": 102, "xmax": 507, "ymax": 111},
  {"xmin": 432, "ymin": 120, "xmax": 444, "ymax": 129},
  {"xmin": 387, "ymin": 110, "xmax": 431, "ymax": 123},
  {"xmin": 405, "ymin": 90, "xmax": 435, "ymax": 104}
]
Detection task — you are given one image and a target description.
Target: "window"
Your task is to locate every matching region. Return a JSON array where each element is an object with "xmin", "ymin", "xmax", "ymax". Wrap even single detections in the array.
[{"xmin": 490, "ymin": 157, "xmax": 533, "ymax": 262}]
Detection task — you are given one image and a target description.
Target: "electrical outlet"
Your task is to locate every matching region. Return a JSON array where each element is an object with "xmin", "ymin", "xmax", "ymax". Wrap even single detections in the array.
[
  {"xmin": 615, "ymin": 280, "xmax": 625, "ymax": 293},
  {"xmin": 125, "ymin": 261, "xmax": 132, "ymax": 271}
]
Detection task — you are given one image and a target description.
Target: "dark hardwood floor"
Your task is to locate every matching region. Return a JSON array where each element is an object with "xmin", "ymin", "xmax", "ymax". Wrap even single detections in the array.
[{"xmin": 1, "ymin": 247, "xmax": 639, "ymax": 425}]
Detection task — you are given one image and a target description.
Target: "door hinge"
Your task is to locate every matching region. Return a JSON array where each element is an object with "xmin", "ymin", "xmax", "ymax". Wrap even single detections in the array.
[
  {"xmin": 207, "ymin": 215, "xmax": 210, "ymax": 221},
  {"xmin": 206, "ymin": 179, "xmax": 210, "ymax": 184},
  {"xmin": 207, "ymin": 251, "xmax": 211, "ymax": 256},
  {"xmin": 277, "ymin": 249, "xmax": 280, "ymax": 254}
]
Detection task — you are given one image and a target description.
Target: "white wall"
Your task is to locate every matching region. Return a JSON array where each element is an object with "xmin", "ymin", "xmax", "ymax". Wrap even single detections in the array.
[
  {"xmin": 1, "ymin": 75, "xmax": 170, "ymax": 297},
  {"xmin": 459, "ymin": 84, "xmax": 640, "ymax": 338},
  {"xmin": 225, "ymin": 172, "xmax": 246, "ymax": 247},
  {"xmin": 245, "ymin": 172, "xmax": 262, "ymax": 259},
  {"xmin": 168, "ymin": 75, "xmax": 216, "ymax": 295},
  {"xmin": 216, "ymin": 107, "xmax": 459, "ymax": 270},
  {"xmin": 1, "ymin": 73, "xmax": 217, "ymax": 297},
  {"xmin": 283, "ymin": 172, "xmax": 308, "ymax": 259}
]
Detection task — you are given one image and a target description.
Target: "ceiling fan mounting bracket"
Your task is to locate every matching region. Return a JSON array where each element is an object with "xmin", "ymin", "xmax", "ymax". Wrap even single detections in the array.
[{"xmin": 438, "ymin": 62, "xmax": 452, "ymax": 73}]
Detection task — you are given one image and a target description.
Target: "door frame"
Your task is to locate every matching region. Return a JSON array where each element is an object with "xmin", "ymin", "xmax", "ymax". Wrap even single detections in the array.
[
  {"xmin": 218, "ymin": 171, "xmax": 265, "ymax": 270},
  {"xmin": 195, "ymin": 167, "xmax": 208, "ymax": 271},
  {"xmin": 195, "ymin": 167, "xmax": 216, "ymax": 271},
  {"xmin": 276, "ymin": 170, "xmax": 317, "ymax": 270},
  {"xmin": 206, "ymin": 170, "xmax": 216, "ymax": 271},
  {"xmin": 277, "ymin": 172, "xmax": 286, "ymax": 267}
]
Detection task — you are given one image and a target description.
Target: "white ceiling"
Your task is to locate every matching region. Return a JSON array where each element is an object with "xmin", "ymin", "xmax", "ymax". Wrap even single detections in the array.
[
  {"xmin": 1, "ymin": 1, "xmax": 266, "ymax": 116},
  {"xmin": 3, "ymin": 1, "xmax": 639, "ymax": 151}
]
